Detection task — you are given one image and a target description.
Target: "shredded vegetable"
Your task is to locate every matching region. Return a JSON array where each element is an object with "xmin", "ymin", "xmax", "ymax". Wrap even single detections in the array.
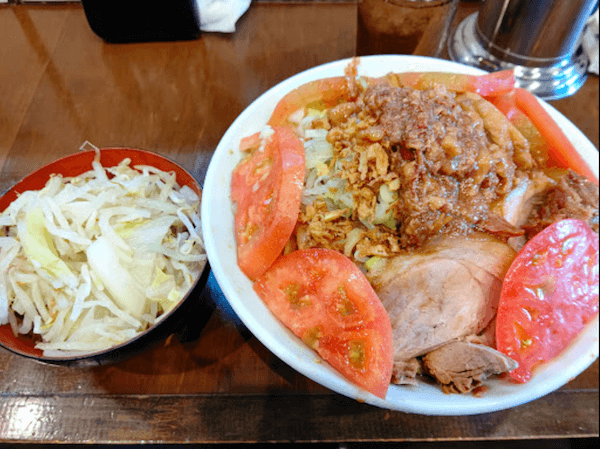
[
  {"xmin": 298, "ymin": 111, "xmax": 398, "ymax": 261},
  {"xmin": 0, "ymin": 143, "xmax": 207, "ymax": 356}
]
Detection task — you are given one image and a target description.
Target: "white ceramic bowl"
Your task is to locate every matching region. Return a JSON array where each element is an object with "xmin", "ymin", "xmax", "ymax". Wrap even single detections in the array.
[{"xmin": 202, "ymin": 55, "xmax": 600, "ymax": 415}]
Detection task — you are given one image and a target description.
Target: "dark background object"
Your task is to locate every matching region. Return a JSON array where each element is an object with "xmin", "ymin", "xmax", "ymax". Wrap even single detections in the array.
[{"xmin": 81, "ymin": 0, "xmax": 202, "ymax": 43}]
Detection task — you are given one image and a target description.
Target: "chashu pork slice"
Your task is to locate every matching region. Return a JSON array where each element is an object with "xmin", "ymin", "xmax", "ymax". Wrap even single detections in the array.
[
  {"xmin": 367, "ymin": 232, "xmax": 516, "ymax": 366},
  {"xmin": 423, "ymin": 341, "xmax": 518, "ymax": 394}
]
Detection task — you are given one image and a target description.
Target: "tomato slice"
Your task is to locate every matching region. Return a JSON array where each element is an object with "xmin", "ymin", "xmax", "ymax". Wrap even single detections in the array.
[
  {"xmin": 490, "ymin": 91, "xmax": 551, "ymax": 168},
  {"xmin": 231, "ymin": 127, "xmax": 305, "ymax": 280},
  {"xmin": 390, "ymin": 70, "xmax": 515, "ymax": 97},
  {"xmin": 268, "ymin": 77, "xmax": 349, "ymax": 127},
  {"xmin": 513, "ymin": 88, "xmax": 598, "ymax": 185},
  {"xmin": 496, "ymin": 219, "xmax": 599, "ymax": 383},
  {"xmin": 253, "ymin": 248, "xmax": 394, "ymax": 399}
]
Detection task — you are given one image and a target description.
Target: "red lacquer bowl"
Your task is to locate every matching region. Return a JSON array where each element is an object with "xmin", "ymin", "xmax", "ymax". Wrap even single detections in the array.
[{"xmin": 0, "ymin": 148, "xmax": 211, "ymax": 366}]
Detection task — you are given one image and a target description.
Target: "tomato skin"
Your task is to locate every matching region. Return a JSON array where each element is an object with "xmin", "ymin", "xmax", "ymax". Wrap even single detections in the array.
[
  {"xmin": 231, "ymin": 127, "xmax": 305, "ymax": 280},
  {"xmin": 238, "ymin": 132, "xmax": 262, "ymax": 153},
  {"xmin": 496, "ymin": 219, "xmax": 599, "ymax": 383},
  {"xmin": 512, "ymin": 88, "xmax": 598, "ymax": 185},
  {"xmin": 389, "ymin": 70, "xmax": 515, "ymax": 97},
  {"xmin": 253, "ymin": 248, "xmax": 394, "ymax": 399},
  {"xmin": 268, "ymin": 77, "xmax": 349, "ymax": 127}
]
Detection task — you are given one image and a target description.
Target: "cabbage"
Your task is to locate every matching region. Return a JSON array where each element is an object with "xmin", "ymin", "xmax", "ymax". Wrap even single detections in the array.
[
  {"xmin": 304, "ymin": 136, "xmax": 334, "ymax": 170},
  {"xmin": 86, "ymin": 236, "xmax": 147, "ymax": 319},
  {"xmin": 18, "ymin": 206, "xmax": 76, "ymax": 284},
  {"xmin": 344, "ymin": 228, "xmax": 364, "ymax": 257}
]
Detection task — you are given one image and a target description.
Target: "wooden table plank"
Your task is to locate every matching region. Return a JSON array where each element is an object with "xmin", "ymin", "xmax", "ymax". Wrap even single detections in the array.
[
  {"xmin": 0, "ymin": 2, "xmax": 357, "ymax": 193},
  {"xmin": 0, "ymin": 390, "xmax": 597, "ymax": 443},
  {"xmin": 0, "ymin": 4, "xmax": 71, "ymax": 173}
]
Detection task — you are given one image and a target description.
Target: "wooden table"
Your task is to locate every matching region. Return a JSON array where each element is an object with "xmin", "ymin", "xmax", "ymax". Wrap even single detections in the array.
[{"xmin": 0, "ymin": 1, "xmax": 598, "ymax": 444}]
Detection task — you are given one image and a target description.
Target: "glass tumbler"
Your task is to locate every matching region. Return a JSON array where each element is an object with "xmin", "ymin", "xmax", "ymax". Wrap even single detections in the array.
[{"xmin": 356, "ymin": 0, "xmax": 459, "ymax": 58}]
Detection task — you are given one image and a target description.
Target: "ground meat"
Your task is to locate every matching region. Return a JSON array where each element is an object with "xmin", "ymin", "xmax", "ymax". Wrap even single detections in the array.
[
  {"xmin": 362, "ymin": 83, "xmax": 489, "ymax": 178},
  {"xmin": 296, "ymin": 74, "xmax": 597, "ymax": 257},
  {"xmin": 328, "ymin": 81, "xmax": 525, "ymax": 248},
  {"xmin": 524, "ymin": 170, "xmax": 600, "ymax": 237}
]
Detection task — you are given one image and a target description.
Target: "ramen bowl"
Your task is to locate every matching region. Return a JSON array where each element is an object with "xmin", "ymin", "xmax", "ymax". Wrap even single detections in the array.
[{"xmin": 202, "ymin": 55, "xmax": 599, "ymax": 415}]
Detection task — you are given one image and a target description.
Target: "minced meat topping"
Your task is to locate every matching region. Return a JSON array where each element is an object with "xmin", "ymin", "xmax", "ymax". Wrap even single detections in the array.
[
  {"xmin": 294, "ymin": 74, "xmax": 596, "ymax": 259},
  {"xmin": 296, "ymin": 77, "xmax": 534, "ymax": 254},
  {"xmin": 361, "ymin": 82, "xmax": 524, "ymax": 247}
]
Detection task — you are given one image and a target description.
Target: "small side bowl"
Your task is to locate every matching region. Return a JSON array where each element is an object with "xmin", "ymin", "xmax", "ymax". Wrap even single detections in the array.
[{"xmin": 0, "ymin": 148, "xmax": 211, "ymax": 367}]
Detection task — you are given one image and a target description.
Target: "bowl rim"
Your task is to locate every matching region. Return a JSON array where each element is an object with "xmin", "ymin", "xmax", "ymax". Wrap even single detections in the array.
[{"xmin": 0, "ymin": 147, "xmax": 210, "ymax": 365}]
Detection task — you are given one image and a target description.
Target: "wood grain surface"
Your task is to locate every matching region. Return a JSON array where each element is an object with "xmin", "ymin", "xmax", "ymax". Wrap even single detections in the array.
[{"xmin": 0, "ymin": 1, "xmax": 598, "ymax": 444}]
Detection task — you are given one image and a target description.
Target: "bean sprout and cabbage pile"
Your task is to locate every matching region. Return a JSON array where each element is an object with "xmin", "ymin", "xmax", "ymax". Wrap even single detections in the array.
[{"xmin": 0, "ymin": 145, "xmax": 206, "ymax": 357}]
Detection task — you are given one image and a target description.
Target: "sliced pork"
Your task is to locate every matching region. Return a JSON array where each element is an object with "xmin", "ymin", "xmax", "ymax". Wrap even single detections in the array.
[
  {"xmin": 391, "ymin": 358, "xmax": 422, "ymax": 385},
  {"xmin": 524, "ymin": 170, "xmax": 599, "ymax": 237},
  {"xmin": 367, "ymin": 232, "xmax": 516, "ymax": 365},
  {"xmin": 423, "ymin": 341, "xmax": 518, "ymax": 394},
  {"xmin": 500, "ymin": 171, "xmax": 554, "ymax": 228}
]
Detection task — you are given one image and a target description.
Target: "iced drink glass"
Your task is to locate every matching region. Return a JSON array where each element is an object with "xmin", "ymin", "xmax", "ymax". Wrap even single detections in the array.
[{"xmin": 357, "ymin": 0, "xmax": 459, "ymax": 57}]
